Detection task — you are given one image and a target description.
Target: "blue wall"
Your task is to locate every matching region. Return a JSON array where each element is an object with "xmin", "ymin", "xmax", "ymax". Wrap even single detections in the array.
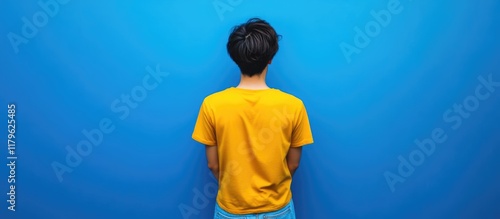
[{"xmin": 1, "ymin": 1, "xmax": 499, "ymax": 218}]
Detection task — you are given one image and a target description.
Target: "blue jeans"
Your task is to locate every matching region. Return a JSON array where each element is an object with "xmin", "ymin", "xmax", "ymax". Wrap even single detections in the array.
[{"xmin": 214, "ymin": 200, "xmax": 296, "ymax": 219}]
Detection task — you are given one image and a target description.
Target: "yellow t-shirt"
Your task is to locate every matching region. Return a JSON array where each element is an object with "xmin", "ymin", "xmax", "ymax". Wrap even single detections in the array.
[{"xmin": 192, "ymin": 87, "xmax": 314, "ymax": 214}]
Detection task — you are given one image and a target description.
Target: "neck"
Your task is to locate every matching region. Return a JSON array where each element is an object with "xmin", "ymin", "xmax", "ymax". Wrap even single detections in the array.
[{"xmin": 236, "ymin": 67, "xmax": 269, "ymax": 90}]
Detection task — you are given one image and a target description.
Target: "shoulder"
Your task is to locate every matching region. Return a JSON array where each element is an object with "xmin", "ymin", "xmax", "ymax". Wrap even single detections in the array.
[
  {"xmin": 202, "ymin": 88, "xmax": 232, "ymax": 104},
  {"xmin": 274, "ymin": 89, "xmax": 304, "ymax": 106}
]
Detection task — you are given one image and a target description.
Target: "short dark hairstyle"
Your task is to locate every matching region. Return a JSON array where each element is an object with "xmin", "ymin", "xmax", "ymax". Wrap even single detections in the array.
[{"xmin": 227, "ymin": 18, "xmax": 281, "ymax": 77}]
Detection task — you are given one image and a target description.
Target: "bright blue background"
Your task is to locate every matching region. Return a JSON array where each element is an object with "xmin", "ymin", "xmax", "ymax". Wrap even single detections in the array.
[{"xmin": 1, "ymin": 0, "xmax": 499, "ymax": 218}]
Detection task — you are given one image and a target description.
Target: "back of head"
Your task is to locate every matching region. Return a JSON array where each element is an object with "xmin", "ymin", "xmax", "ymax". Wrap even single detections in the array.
[{"xmin": 227, "ymin": 18, "xmax": 281, "ymax": 77}]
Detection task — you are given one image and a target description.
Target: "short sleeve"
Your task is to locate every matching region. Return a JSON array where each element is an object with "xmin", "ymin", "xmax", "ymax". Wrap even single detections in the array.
[
  {"xmin": 290, "ymin": 102, "xmax": 314, "ymax": 147},
  {"xmin": 192, "ymin": 99, "xmax": 217, "ymax": 146}
]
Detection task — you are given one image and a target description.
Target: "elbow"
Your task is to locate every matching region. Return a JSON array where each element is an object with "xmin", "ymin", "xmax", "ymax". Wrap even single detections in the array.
[
  {"xmin": 288, "ymin": 162, "xmax": 299, "ymax": 171},
  {"xmin": 207, "ymin": 163, "xmax": 219, "ymax": 171}
]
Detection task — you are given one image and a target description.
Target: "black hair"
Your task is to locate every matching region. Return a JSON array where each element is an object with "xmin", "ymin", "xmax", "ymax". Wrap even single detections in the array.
[{"xmin": 227, "ymin": 18, "xmax": 281, "ymax": 77}]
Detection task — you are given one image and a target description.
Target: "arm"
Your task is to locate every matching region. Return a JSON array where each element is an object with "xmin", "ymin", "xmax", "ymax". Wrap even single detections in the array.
[
  {"xmin": 205, "ymin": 145, "xmax": 219, "ymax": 181},
  {"xmin": 286, "ymin": 147, "xmax": 302, "ymax": 176},
  {"xmin": 287, "ymin": 101, "xmax": 313, "ymax": 176}
]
